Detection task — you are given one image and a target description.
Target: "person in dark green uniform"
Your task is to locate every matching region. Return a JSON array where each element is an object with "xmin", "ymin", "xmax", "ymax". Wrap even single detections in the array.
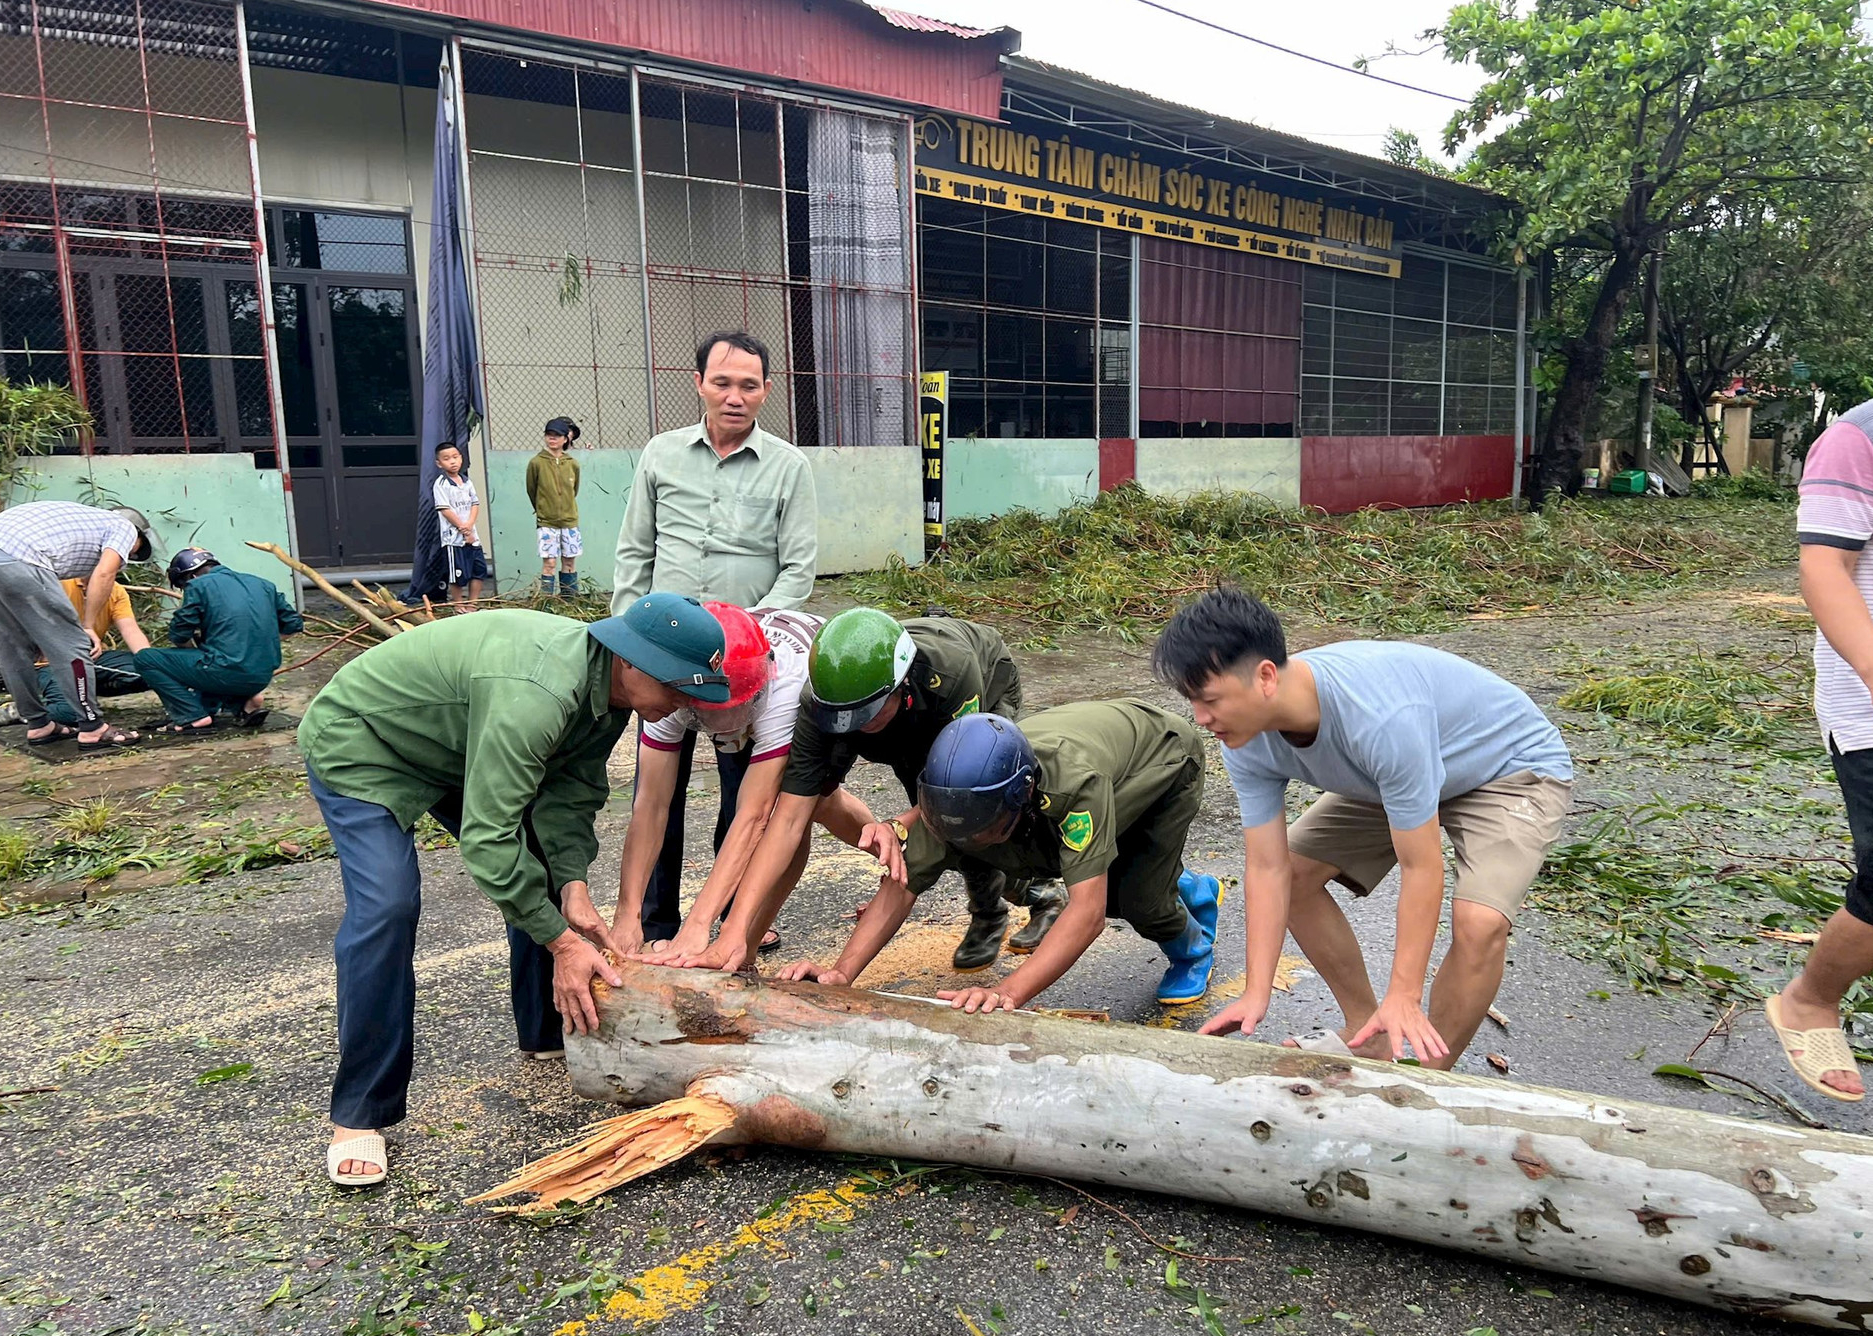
[
  {"xmin": 133, "ymin": 547, "xmax": 304, "ymax": 733},
  {"xmin": 302, "ymin": 594, "xmax": 729, "ymax": 1188},
  {"xmin": 657, "ymin": 608, "xmax": 1067, "ymax": 974},
  {"xmin": 777, "ymin": 700, "xmax": 1223, "ymax": 1011}
]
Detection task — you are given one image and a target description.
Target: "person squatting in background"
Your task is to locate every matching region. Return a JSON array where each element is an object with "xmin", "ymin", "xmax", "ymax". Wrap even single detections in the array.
[{"xmin": 135, "ymin": 547, "xmax": 303, "ymax": 734}]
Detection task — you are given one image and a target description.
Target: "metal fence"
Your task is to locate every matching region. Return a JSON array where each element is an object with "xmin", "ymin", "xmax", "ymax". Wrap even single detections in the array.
[
  {"xmin": 0, "ymin": 0, "xmax": 281, "ymax": 459},
  {"xmin": 459, "ymin": 43, "xmax": 915, "ymax": 450}
]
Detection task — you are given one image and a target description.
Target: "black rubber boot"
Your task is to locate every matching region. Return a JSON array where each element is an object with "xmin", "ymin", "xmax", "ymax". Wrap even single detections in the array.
[
  {"xmin": 1007, "ymin": 882, "xmax": 1066, "ymax": 954},
  {"xmin": 951, "ymin": 909, "xmax": 1009, "ymax": 971},
  {"xmin": 954, "ymin": 866, "xmax": 1010, "ymax": 971}
]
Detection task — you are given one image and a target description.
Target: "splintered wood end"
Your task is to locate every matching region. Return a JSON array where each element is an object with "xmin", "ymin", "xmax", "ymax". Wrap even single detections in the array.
[{"xmin": 468, "ymin": 1090, "xmax": 737, "ymax": 1215}]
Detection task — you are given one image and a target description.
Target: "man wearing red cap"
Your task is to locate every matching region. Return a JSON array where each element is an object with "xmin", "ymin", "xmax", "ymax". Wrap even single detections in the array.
[{"xmin": 613, "ymin": 604, "xmax": 854, "ymax": 956}]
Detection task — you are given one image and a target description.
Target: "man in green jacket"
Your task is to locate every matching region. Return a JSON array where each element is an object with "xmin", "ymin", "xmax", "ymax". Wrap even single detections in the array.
[
  {"xmin": 134, "ymin": 547, "xmax": 303, "ymax": 732},
  {"xmin": 300, "ymin": 594, "xmax": 729, "ymax": 1187}
]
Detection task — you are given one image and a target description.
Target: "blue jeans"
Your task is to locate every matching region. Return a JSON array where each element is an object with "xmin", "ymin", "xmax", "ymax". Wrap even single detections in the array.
[
  {"xmin": 309, "ymin": 768, "xmax": 560, "ymax": 1129},
  {"xmin": 636, "ymin": 726, "xmax": 750, "ymax": 940}
]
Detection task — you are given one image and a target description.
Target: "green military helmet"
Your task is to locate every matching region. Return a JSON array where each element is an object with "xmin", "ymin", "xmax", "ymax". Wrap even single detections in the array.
[{"xmin": 805, "ymin": 607, "xmax": 915, "ymax": 733}]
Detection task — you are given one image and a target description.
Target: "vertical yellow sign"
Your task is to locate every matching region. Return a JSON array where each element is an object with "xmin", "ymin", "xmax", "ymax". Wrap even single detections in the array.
[{"xmin": 920, "ymin": 371, "xmax": 948, "ymax": 552}]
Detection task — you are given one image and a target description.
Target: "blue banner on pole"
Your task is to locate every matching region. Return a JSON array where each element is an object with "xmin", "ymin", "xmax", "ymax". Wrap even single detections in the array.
[{"xmin": 407, "ymin": 47, "xmax": 484, "ymax": 602}]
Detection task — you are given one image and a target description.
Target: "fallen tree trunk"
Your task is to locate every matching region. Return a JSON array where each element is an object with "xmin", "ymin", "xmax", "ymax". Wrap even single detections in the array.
[{"xmin": 481, "ymin": 965, "xmax": 1873, "ymax": 1328}]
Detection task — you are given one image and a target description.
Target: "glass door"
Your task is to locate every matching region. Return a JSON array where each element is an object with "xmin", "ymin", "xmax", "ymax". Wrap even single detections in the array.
[{"xmin": 323, "ymin": 283, "xmax": 419, "ymax": 565}]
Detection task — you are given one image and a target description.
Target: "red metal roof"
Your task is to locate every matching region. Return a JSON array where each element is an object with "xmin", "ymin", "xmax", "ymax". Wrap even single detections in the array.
[
  {"xmin": 361, "ymin": 0, "xmax": 1013, "ymax": 118},
  {"xmin": 863, "ymin": 3, "xmax": 1001, "ymax": 39}
]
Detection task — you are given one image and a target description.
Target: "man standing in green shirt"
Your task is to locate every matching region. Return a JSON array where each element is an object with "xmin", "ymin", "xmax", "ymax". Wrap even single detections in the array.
[
  {"xmin": 661, "ymin": 608, "xmax": 1069, "ymax": 974},
  {"xmin": 300, "ymin": 594, "xmax": 728, "ymax": 1188},
  {"xmin": 776, "ymin": 701, "xmax": 1223, "ymax": 1012},
  {"xmin": 612, "ymin": 331, "xmax": 819, "ymax": 945}
]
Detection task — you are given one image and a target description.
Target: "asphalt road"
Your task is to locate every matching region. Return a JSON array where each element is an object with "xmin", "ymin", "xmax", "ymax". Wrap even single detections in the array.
[
  {"xmin": 3, "ymin": 581, "xmax": 1862, "ymax": 1336},
  {"xmin": 1, "ymin": 753, "xmax": 1850, "ymax": 1336}
]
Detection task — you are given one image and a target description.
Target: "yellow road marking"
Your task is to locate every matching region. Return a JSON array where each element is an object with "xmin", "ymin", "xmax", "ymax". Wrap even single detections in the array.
[{"xmin": 595, "ymin": 1176, "xmax": 876, "ymax": 1328}]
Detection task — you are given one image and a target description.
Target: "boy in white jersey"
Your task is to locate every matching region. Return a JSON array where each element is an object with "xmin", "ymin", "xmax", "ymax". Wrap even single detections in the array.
[
  {"xmin": 431, "ymin": 443, "xmax": 486, "ymax": 608},
  {"xmin": 614, "ymin": 604, "xmax": 879, "ymax": 958}
]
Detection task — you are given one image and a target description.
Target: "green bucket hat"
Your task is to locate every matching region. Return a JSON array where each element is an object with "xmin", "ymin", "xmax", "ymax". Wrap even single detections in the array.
[{"xmin": 589, "ymin": 593, "xmax": 730, "ymax": 702}]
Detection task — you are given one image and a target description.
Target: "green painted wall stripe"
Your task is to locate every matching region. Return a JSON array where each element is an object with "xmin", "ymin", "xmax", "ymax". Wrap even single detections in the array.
[{"xmin": 20, "ymin": 456, "xmax": 298, "ymax": 599}]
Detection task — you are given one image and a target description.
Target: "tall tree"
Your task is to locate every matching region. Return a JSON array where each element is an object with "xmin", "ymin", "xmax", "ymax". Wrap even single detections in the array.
[
  {"xmin": 1657, "ymin": 190, "xmax": 1873, "ymax": 471},
  {"xmin": 1438, "ymin": 0, "xmax": 1873, "ymax": 504}
]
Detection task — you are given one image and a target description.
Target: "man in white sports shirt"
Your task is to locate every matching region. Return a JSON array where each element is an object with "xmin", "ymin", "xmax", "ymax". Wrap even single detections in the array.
[{"xmin": 613, "ymin": 604, "xmax": 880, "ymax": 957}]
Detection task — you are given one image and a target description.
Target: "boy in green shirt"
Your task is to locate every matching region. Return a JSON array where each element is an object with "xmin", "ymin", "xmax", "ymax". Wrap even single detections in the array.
[{"xmin": 527, "ymin": 416, "xmax": 582, "ymax": 597}]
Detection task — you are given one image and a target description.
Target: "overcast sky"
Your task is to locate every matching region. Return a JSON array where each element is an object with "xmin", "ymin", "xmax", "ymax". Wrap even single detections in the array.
[{"xmin": 908, "ymin": 0, "xmax": 1487, "ymax": 166}]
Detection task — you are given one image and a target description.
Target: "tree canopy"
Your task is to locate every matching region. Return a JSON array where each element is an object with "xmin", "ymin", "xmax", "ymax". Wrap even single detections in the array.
[{"xmin": 1436, "ymin": 0, "xmax": 1873, "ymax": 499}]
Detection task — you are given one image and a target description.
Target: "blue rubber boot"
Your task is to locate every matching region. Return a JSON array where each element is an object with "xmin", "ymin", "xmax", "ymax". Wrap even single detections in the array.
[
  {"xmin": 558, "ymin": 571, "xmax": 580, "ymax": 597},
  {"xmin": 1156, "ymin": 870, "xmax": 1221, "ymax": 1004},
  {"xmin": 1178, "ymin": 868, "xmax": 1221, "ymax": 939}
]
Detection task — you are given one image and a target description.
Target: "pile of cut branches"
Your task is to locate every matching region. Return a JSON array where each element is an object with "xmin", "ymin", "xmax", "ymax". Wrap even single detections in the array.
[{"xmin": 849, "ymin": 486, "xmax": 1795, "ymax": 637}]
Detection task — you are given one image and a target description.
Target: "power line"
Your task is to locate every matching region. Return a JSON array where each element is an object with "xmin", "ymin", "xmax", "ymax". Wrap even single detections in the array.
[{"xmin": 1129, "ymin": 0, "xmax": 1470, "ymax": 104}]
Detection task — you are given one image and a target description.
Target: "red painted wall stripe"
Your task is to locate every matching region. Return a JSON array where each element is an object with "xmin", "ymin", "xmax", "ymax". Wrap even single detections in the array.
[
  {"xmin": 1098, "ymin": 438, "xmax": 1136, "ymax": 491},
  {"xmin": 367, "ymin": 0, "xmax": 1009, "ymax": 118},
  {"xmin": 1299, "ymin": 436, "xmax": 1517, "ymax": 513}
]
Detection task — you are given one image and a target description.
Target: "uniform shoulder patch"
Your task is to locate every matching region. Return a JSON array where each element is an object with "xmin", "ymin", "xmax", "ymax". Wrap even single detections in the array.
[
  {"xmin": 1060, "ymin": 810, "xmax": 1094, "ymax": 852},
  {"xmin": 951, "ymin": 694, "xmax": 980, "ymax": 719}
]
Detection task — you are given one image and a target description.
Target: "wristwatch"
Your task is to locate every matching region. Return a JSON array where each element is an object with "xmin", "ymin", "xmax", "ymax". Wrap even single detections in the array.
[{"xmin": 889, "ymin": 818, "xmax": 910, "ymax": 843}]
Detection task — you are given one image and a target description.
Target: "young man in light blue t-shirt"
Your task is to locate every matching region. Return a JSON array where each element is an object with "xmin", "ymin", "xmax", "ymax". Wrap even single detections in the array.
[{"xmin": 1153, "ymin": 587, "xmax": 1572, "ymax": 1070}]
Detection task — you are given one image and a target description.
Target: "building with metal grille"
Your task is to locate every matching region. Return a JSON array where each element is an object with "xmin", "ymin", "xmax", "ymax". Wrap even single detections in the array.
[{"xmin": 1, "ymin": 0, "xmax": 1524, "ymax": 594}]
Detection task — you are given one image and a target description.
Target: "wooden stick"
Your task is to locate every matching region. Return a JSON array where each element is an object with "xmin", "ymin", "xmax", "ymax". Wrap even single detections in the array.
[
  {"xmin": 243, "ymin": 542, "xmax": 401, "ymax": 639},
  {"xmin": 351, "ymin": 581, "xmax": 417, "ymax": 632},
  {"xmin": 123, "ymin": 583, "xmax": 182, "ymax": 600},
  {"xmin": 383, "ymin": 585, "xmax": 434, "ymax": 622},
  {"xmin": 275, "ymin": 619, "xmax": 375, "ymax": 674}
]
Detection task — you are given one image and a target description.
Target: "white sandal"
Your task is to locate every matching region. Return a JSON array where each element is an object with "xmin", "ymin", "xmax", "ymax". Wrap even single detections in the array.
[{"xmin": 327, "ymin": 1132, "xmax": 387, "ymax": 1186}]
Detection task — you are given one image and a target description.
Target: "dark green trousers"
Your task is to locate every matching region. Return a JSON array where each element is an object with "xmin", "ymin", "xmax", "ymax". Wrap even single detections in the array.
[{"xmin": 132, "ymin": 647, "xmax": 268, "ymax": 724}]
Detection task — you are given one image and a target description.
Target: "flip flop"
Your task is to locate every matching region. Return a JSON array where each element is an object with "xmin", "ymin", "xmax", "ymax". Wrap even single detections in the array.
[
  {"xmin": 233, "ymin": 707, "xmax": 270, "ymax": 730},
  {"xmin": 26, "ymin": 723, "xmax": 79, "ymax": 746},
  {"xmin": 1764, "ymin": 993, "xmax": 1865, "ymax": 1103},
  {"xmin": 153, "ymin": 719, "xmax": 219, "ymax": 736},
  {"xmin": 76, "ymin": 727, "xmax": 141, "ymax": 750},
  {"xmin": 326, "ymin": 1132, "xmax": 387, "ymax": 1186},
  {"xmin": 757, "ymin": 927, "xmax": 782, "ymax": 953}
]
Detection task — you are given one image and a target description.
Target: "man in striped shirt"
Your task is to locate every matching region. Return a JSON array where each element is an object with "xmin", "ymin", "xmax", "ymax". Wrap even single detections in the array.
[
  {"xmin": 1772, "ymin": 399, "xmax": 1873, "ymax": 1101},
  {"xmin": 0, "ymin": 500, "xmax": 154, "ymax": 749}
]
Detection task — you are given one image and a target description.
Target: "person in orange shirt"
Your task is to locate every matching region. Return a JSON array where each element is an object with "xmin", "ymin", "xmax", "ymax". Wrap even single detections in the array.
[{"xmin": 10, "ymin": 579, "xmax": 152, "ymax": 726}]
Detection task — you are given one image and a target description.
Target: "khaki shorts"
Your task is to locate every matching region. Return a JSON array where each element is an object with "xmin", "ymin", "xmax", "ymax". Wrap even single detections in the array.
[{"xmin": 1286, "ymin": 770, "xmax": 1572, "ymax": 919}]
